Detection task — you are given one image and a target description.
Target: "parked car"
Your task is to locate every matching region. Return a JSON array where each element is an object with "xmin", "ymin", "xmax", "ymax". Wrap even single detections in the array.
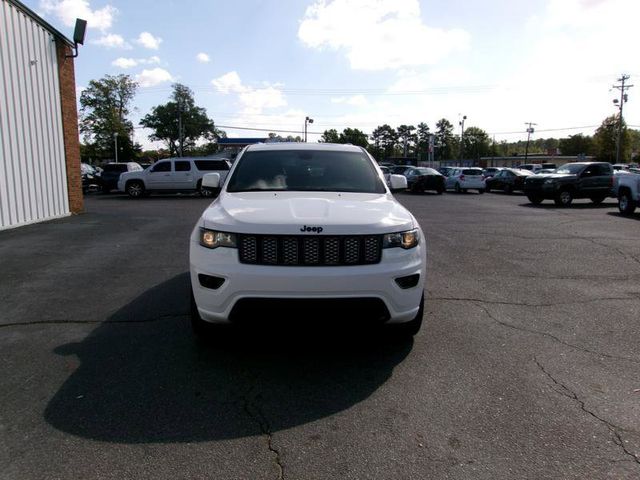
[
  {"xmin": 485, "ymin": 168, "xmax": 534, "ymax": 193},
  {"xmin": 390, "ymin": 165, "xmax": 413, "ymax": 176},
  {"xmin": 379, "ymin": 166, "xmax": 392, "ymax": 187},
  {"xmin": 438, "ymin": 166, "xmax": 455, "ymax": 177},
  {"xmin": 523, "ymin": 162, "xmax": 614, "ymax": 206},
  {"xmin": 518, "ymin": 163, "xmax": 543, "ymax": 173},
  {"xmin": 445, "ymin": 168, "xmax": 486, "ymax": 193},
  {"xmin": 118, "ymin": 157, "xmax": 232, "ymax": 198},
  {"xmin": 613, "ymin": 170, "xmax": 640, "ymax": 215},
  {"xmin": 612, "ymin": 164, "xmax": 630, "ymax": 171},
  {"xmin": 101, "ymin": 162, "xmax": 143, "ymax": 193},
  {"xmin": 189, "ymin": 143, "xmax": 425, "ymax": 337},
  {"xmin": 541, "ymin": 163, "xmax": 557, "ymax": 170},
  {"xmin": 401, "ymin": 167, "xmax": 445, "ymax": 194},
  {"xmin": 81, "ymin": 163, "xmax": 100, "ymax": 193},
  {"xmin": 482, "ymin": 167, "xmax": 503, "ymax": 179}
]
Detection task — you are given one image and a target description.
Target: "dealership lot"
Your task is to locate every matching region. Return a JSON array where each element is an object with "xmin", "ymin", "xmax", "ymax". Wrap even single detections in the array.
[{"xmin": 1, "ymin": 192, "xmax": 639, "ymax": 479}]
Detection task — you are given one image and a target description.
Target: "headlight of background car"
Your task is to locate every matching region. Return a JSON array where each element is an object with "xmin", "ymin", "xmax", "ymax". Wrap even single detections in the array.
[
  {"xmin": 199, "ymin": 228, "xmax": 237, "ymax": 249},
  {"xmin": 383, "ymin": 229, "xmax": 420, "ymax": 249}
]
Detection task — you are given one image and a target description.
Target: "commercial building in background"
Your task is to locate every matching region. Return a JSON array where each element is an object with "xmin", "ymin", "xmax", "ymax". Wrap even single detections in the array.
[{"xmin": 0, "ymin": 0, "xmax": 82, "ymax": 230}]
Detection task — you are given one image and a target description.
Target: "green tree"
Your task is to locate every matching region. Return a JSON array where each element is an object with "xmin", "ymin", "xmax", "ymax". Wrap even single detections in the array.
[
  {"xmin": 461, "ymin": 126, "xmax": 490, "ymax": 160},
  {"xmin": 80, "ymin": 74, "xmax": 139, "ymax": 161},
  {"xmin": 434, "ymin": 118, "xmax": 455, "ymax": 161},
  {"xmin": 397, "ymin": 125, "xmax": 417, "ymax": 157},
  {"xmin": 339, "ymin": 128, "xmax": 369, "ymax": 148},
  {"xmin": 416, "ymin": 122, "xmax": 431, "ymax": 160},
  {"xmin": 320, "ymin": 129, "xmax": 340, "ymax": 143},
  {"xmin": 370, "ymin": 124, "xmax": 398, "ymax": 160},
  {"xmin": 593, "ymin": 115, "xmax": 629, "ymax": 162},
  {"xmin": 558, "ymin": 134, "xmax": 594, "ymax": 156},
  {"xmin": 140, "ymin": 83, "xmax": 221, "ymax": 156}
]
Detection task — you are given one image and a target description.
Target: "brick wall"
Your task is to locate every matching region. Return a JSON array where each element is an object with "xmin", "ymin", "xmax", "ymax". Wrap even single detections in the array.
[{"xmin": 55, "ymin": 41, "xmax": 83, "ymax": 214}]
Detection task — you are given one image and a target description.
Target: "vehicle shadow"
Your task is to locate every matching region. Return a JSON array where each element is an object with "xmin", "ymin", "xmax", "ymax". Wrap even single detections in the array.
[
  {"xmin": 607, "ymin": 211, "xmax": 640, "ymax": 221},
  {"xmin": 44, "ymin": 273, "xmax": 412, "ymax": 443},
  {"xmin": 519, "ymin": 201, "xmax": 617, "ymax": 209}
]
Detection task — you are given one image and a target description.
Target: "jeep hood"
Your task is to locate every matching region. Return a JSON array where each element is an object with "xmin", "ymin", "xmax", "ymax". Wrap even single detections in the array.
[{"xmin": 201, "ymin": 191, "xmax": 415, "ymax": 235}]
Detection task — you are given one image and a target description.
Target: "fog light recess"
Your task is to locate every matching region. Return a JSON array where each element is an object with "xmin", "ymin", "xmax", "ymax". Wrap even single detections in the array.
[
  {"xmin": 395, "ymin": 274, "xmax": 420, "ymax": 289},
  {"xmin": 198, "ymin": 274, "xmax": 225, "ymax": 290}
]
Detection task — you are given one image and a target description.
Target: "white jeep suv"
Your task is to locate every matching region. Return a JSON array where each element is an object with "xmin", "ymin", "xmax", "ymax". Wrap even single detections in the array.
[
  {"xmin": 189, "ymin": 143, "xmax": 426, "ymax": 336},
  {"xmin": 118, "ymin": 157, "xmax": 231, "ymax": 197}
]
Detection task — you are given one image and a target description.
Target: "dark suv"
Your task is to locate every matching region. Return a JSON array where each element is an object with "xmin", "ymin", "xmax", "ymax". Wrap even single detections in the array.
[{"xmin": 523, "ymin": 162, "xmax": 613, "ymax": 206}]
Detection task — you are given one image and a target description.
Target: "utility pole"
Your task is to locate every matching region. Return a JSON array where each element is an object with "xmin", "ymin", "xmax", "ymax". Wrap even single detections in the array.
[
  {"xmin": 178, "ymin": 97, "xmax": 183, "ymax": 157},
  {"xmin": 524, "ymin": 122, "xmax": 537, "ymax": 162},
  {"xmin": 612, "ymin": 74, "xmax": 633, "ymax": 164},
  {"xmin": 114, "ymin": 132, "xmax": 119, "ymax": 163},
  {"xmin": 458, "ymin": 115, "xmax": 466, "ymax": 166},
  {"xmin": 304, "ymin": 116, "xmax": 314, "ymax": 142}
]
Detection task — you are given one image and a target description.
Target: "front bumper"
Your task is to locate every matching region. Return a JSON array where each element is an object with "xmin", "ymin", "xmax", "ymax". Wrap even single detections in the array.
[{"xmin": 190, "ymin": 239, "xmax": 426, "ymax": 325}]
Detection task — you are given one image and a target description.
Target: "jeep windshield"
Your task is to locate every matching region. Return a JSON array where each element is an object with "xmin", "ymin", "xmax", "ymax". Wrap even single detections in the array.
[
  {"xmin": 226, "ymin": 149, "xmax": 386, "ymax": 193},
  {"xmin": 555, "ymin": 164, "xmax": 585, "ymax": 174}
]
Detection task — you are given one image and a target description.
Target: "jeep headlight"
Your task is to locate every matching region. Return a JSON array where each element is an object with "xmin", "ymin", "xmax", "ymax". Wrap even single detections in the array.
[
  {"xmin": 199, "ymin": 228, "xmax": 237, "ymax": 249},
  {"xmin": 383, "ymin": 229, "xmax": 420, "ymax": 249}
]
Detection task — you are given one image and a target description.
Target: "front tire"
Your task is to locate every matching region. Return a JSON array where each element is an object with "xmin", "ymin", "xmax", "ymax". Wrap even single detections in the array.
[
  {"xmin": 590, "ymin": 195, "xmax": 606, "ymax": 205},
  {"xmin": 618, "ymin": 190, "xmax": 637, "ymax": 215},
  {"xmin": 478, "ymin": 189, "xmax": 485, "ymax": 194},
  {"xmin": 126, "ymin": 181, "xmax": 145, "ymax": 198},
  {"xmin": 504, "ymin": 184, "xmax": 513, "ymax": 194},
  {"xmin": 527, "ymin": 195, "xmax": 543, "ymax": 205},
  {"xmin": 554, "ymin": 189, "xmax": 573, "ymax": 207}
]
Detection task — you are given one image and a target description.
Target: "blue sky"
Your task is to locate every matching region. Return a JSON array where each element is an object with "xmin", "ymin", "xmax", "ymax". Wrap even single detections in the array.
[{"xmin": 30, "ymin": 0, "xmax": 640, "ymax": 148}]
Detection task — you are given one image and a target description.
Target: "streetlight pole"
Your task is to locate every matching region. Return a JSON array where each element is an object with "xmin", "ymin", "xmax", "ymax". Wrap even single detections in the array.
[
  {"xmin": 114, "ymin": 132, "xmax": 119, "ymax": 163},
  {"xmin": 524, "ymin": 122, "xmax": 537, "ymax": 162},
  {"xmin": 304, "ymin": 116, "xmax": 314, "ymax": 143},
  {"xmin": 458, "ymin": 115, "xmax": 467, "ymax": 166}
]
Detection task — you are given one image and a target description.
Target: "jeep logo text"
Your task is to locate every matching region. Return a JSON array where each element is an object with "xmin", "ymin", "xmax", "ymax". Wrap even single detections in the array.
[{"xmin": 300, "ymin": 225, "xmax": 323, "ymax": 233}]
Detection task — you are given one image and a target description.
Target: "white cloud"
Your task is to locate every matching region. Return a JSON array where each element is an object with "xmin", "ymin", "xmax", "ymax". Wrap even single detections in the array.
[
  {"xmin": 211, "ymin": 71, "xmax": 286, "ymax": 115},
  {"xmin": 298, "ymin": 0, "xmax": 470, "ymax": 71},
  {"xmin": 136, "ymin": 68, "xmax": 174, "ymax": 87},
  {"xmin": 112, "ymin": 56, "xmax": 161, "ymax": 69},
  {"xmin": 212, "ymin": 71, "xmax": 246, "ymax": 94},
  {"xmin": 136, "ymin": 32, "xmax": 162, "ymax": 50},
  {"xmin": 91, "ymin": 33, "xmax": 130, "ymax": 49},
  {"xmin": 196, "ymin": 53, "xmax": 211, "ymax": 63},
  {"xmin": 40, "ymin": 0, "xmax": 116, "ymax": 32},
  {"xmin": 112, "ymin": 57, "xmax": 137, "ymax": 68}
]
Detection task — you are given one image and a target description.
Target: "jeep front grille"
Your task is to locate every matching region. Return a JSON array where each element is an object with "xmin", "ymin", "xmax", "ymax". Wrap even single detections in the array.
[{"xmin": 238, "ymin": 234, "xmax": 382, "ymax": 266}]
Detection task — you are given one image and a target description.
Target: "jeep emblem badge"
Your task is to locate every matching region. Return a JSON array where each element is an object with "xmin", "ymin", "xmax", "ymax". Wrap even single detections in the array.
[{"xmin": 300, "ymin": 225, "xmax": 323, "ymax": 233}]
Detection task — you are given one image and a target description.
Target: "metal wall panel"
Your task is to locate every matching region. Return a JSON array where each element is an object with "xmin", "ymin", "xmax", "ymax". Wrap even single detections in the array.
[{"xmin": 0, "ymin": 0, "xmax": 69, "ymax": 229}]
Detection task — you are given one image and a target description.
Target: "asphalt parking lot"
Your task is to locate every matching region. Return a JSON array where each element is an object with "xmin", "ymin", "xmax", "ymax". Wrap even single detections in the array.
[{"xmin": 1, "ymin": 191, "xmax": 639, "ymax": 479}]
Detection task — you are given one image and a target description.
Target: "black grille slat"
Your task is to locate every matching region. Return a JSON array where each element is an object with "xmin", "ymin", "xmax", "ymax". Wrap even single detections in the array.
[{"xmin": 238, "ymin": 234, "xmax": 382, "ymax": 266}]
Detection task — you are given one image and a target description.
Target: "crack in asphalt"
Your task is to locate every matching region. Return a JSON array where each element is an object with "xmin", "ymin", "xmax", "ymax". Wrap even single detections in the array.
[
  {"xmin": 534, "ymin": 357, "xmax": 640, "ymax": 467},
  {"xmin": 242, "ymin": 388, "xmax": 285, "ymax": 480},
  {"xmin": 429, "ymin": 294, "xmax": 640, "ymax": 309},
  {"xmin": 470, "ymin": 302, "xmax": 640, "ymax": 365},
  {"xmin": 0, "ymin": 314, "xmax": 189, "ymax": 329}
]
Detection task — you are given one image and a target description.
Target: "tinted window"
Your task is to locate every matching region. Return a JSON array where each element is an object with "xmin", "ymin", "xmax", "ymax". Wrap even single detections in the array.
[
  {"xmin": 462, "ymin": 169, "xmax": 482, "ymax": 175},
  {"xmin": 194, "ymin": 160, "xmax": 230, "ymax": 171},
  {"xmin": 594, "ymin": 164, "xmax": 612, "ymax": 175},
  {"xmin": 103, "ymin": 164, "xmax": 128, "ymax": 173},
  {"xmin": 227, "ymin": 150, "xmax": 386, "ymax": 193},
  {"xmin": 151, "ymin": 161, "xmax": 171, "ymax": 172},
  {"xmin": 556, "ymin": 163, "xmax": 586, "ymax": 174},
  {"xmin": 175, "ymin": 161, "xmax": 191, "ymax": 172}
]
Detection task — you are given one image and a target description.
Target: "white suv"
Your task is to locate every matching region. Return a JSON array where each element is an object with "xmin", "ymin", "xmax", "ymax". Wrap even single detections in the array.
[
  {"xmin": 445, "ymin": 167, "xmax": 486, "ymax": 193},
  {"xmin": 118, "ymin": 157, "xmax": 231, "ymax": 197},
  {"xmin": 189, "ymin": 143, "xmax": 426, "ymax": 336}
]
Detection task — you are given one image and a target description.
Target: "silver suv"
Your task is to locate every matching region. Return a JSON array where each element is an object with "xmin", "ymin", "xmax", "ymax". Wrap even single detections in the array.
[{"xmin": 118, "ymin": 157, "xmax": 231, "ymax": 197}]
